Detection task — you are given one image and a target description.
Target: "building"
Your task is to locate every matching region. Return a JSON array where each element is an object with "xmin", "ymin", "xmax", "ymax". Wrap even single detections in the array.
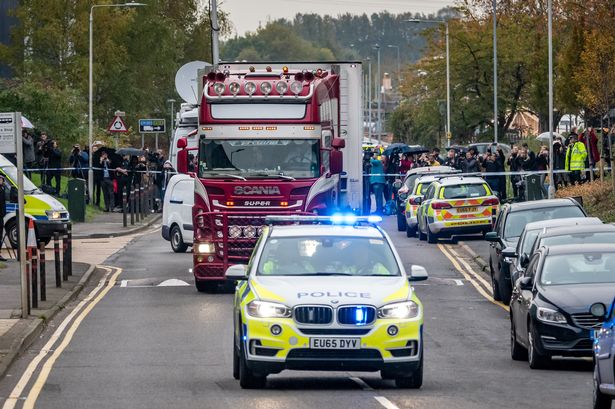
[{"xmin": 0, "ymin": 0, "xmax": 19, "ymax": 78}]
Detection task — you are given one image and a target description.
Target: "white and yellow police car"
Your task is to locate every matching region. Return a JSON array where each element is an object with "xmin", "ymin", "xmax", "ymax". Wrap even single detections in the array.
[{"xmin": 227, "ymin": 215, "xmax": 428, "ymax": 389}]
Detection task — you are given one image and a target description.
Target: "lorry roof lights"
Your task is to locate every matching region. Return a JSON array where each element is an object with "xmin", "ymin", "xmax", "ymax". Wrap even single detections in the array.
[
  {"xmin": 207, "ymin": 72, "xmax": 216, "ymax": 81},
  {"xmin": 294, "ymin": 72, "xmax": 304, "ymax": 82},
  {"xmin": 290, "ymin": 81, "xmax": 302, "ymax": 95},
  {"xmin": 215, "ymin": 72, "xmax": 226, "ymax": 81},
  {"xmin": 304, "ymin": 71, "xmax": 314, "ymax": 81},
  {"xmin": 275, "ymin": 81, "xmax": 288, "ymax": 95},
  {"xmin": 282, "ymin": 66, "xmax": 289, "ymax": 73},
  {"xmin": 213, "ymin": 82, "xmax": 225, "ymax": 96},
  {"xmin": 229, "ymin": 82, "xmax": 240, "ymax": 95},
  {"xmin": 249, "ymin": 66, "xmax": 255, "ymax": 72},
  {"xmin": 266, "ymin": 66, "xmax": 272, "ymax": 72},
  {"xmin": 245, "ymin": 81, "xmax": 256, "ymax": 95},
  {"xmin": 260, "ymin": 81, "xmax": 272, "ymax": 95}
]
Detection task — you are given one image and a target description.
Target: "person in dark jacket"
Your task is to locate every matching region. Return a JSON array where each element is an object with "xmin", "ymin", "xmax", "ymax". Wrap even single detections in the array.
[
  {"xmin": 462, "ymin": 150, "xmax": 480, "ymax": 173},
  {"xmin": 69, "ymin": 144, "xmax": 88, "ymax": 180},
  {"xmin": 443, "ymin": 149, "xmax": 461, "ymax": 170},
  {"xmin": 47, "ymin": 140, "xmax": 62, "ymax": 195},
  {"xmin": 0, "ymin": 175, "xmax": 7, "ymax": 261},
  {"xmin": 22, "ymin": 131, "xmax": 36, "ymax": 178},
  {"xmin": 508, "ymin": 145, "xmax": 521, "ymax": 198},
  {"xmin": 553, "ymin": 139, "xmax": 568, "ymax": 188},
  {"xmin": 483, "ymin": 152, "xmax": 500, "ymax": 196}
]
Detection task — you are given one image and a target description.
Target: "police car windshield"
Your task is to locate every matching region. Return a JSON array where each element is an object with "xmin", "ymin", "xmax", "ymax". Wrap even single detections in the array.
[
  {"xmin": 199, "ymin": 139, "xmax": 320, "ymax": 179},
  {"xmin": 541, "ymin": 252, "xmax": 615, "ymax": 286},
  {"xmin": 504, "ymin": 206, "xmax": 585, "ymax": 240},
  {"xmin": 257, "ymin": 236, "xmax": 401, "ymax": 277},
  {"xmin": 442, "ymin": 184, "xmax": 487, "ymax": 199}
]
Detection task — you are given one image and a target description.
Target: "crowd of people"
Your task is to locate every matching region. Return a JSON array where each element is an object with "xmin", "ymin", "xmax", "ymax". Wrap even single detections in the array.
[
  {"xmin": 6, "ymin": 130, "xmax": 177, "ymax": 213},
  {"xmin": 363, "ymin": 126, "xmax": 614, "ymax": 213}
]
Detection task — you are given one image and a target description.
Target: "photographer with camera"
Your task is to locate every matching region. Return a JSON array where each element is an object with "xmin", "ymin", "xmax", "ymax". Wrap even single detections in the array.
[
  {"xmin": 69, "ymin": 144, "xmax": 89, "ymax": 180},
  {"xmin": 36, "ymin": 132, "xmax": 50, "ymax": 185}
]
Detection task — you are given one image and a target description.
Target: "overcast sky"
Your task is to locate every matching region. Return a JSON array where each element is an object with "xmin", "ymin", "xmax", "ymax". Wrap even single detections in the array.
[{"xmin": 221, "ymin": 0, "xmax": 457, "ymax": 36}]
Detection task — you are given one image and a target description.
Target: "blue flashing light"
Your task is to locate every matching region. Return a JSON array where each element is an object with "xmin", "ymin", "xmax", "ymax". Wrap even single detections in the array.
[
  {"xmin": 331, "ymin": 214, "xmax": 345, "ymax": 224},
  {"xmin": 354, "ymin": 306, "xmax": 369, "ymax": 326}
]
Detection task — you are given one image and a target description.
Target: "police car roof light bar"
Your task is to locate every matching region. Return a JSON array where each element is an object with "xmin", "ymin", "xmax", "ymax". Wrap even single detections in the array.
[{"xmin": 264, "ymin": 215, "xmax": 382, "ymax": 226}]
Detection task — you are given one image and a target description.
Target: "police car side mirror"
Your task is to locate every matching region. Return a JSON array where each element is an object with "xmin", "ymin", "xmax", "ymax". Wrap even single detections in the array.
[
  {"xmin": 408, "ymin": 265, "xmax": 428, "ymax": 282},
  {"xmin": 225, "ymin": 264, "xmax": 248, "ymax": 280}
]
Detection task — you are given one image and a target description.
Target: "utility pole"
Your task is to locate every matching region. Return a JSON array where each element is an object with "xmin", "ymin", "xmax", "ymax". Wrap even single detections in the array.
[
  {"xmin": 493, "ymin": 0, "xmax": 498, "ymax": 144},
  {"xmin": 368, "ymin": 58, "xmax": 372, "ymax": 143},
  {"xmin": 211, "ymin": 0, "xmax": 220, "ymax": 67},
  {"xmin": 373, "ymin": 45, "xmax": 382, "ymax": 145},
  {"xmin": 547, "ymin": 0, "xmax": 555, "ymax": 199}
]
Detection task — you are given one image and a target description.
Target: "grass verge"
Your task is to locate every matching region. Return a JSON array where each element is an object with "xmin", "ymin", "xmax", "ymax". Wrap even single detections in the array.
[{"xmin": 556, "ymin": 176, "xmax": 615, "ymax": 223}]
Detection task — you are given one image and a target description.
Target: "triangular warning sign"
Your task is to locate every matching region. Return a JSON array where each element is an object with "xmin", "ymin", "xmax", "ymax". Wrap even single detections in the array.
[{"xmin": 108, "ymin": 116, "xmax": 128, "ymax": 133}]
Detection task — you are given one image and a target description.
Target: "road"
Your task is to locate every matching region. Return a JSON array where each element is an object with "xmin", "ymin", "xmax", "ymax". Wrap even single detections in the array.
[{"xmin": 0, "ymin": 218, "xmax": 592, "ymax": 409}]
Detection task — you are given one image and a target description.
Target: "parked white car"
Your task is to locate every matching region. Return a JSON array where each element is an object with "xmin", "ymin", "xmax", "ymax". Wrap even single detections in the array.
[{"xmin": 161, "ymin": 174, "xmax": 194, "ymax": 252}]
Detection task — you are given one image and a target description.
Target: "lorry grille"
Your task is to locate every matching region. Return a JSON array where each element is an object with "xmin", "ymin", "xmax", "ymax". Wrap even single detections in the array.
[
  {"xmin": 571, "ymin": 313, "xmax": 604, "ymax": 329},
  {"xmin": 294, "ymin": 306, "xmax": 333, "ymax": 324}
]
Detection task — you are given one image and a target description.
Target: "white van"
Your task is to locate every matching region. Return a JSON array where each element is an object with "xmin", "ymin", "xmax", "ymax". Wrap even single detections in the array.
[
  {"xmin": 161, "ymin": 173, "xmax": 194, "ymax": 252},
  {"xmin": 0, "ymin": 154, "xmax": 70, "ymax": 247},
  {"xmin": 169, "ymin": 105, "xmax": 198, "ymax": 169}
]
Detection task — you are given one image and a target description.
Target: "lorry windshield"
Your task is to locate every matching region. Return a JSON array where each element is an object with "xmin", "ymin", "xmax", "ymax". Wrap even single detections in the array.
[{"xmin": 199, "ymin": 139, "xmax": 320, "ymax": 179}]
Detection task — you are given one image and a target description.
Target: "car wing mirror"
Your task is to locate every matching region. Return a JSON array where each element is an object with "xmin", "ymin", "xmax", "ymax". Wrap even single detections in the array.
[
  {"xmin": 414, "ymin": 196, "xmax": 422, "ymax": 205},
  {"xmin": 591, "ymin": 302, "xmax": 607, "ymax": 318},
  {"xmin": 484, "ymin": 231, "xmax": 499, "ymax": 242},
  {"xmin": 501, "ymin": 247, "xmax": 517, "ymax": 258},
  {"xmin": 225, "ymin": 264, "xmax": 248, "ymax": 280},
  {"xmin": 408, "ymin": 265, "xmax": 428, "ymax": 282},
  {"xmin": 519, "ymin": 276, "xmax": 533, "ymax": 290},
  {"xmin": 520, "ymin": 253, "xmax": 530, "ymax": 268}
]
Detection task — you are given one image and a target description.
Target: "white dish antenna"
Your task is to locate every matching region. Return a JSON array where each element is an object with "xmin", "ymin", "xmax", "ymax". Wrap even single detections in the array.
[{"xmin": 175, "ymin": 61, "xmax": 212, "ymax": 105}]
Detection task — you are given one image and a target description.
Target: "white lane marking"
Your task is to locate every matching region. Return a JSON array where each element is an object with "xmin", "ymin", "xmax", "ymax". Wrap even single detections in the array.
[
  {"xmin": 120, "ymin": 280, "xmax": 127, "ymax": 288},
  {"xmin": 453, "ymin": 279, "xmax": 464, "ymax": 286},
  {"xmin": 2, "ymin": 267, "xmax": 113, "ymax": 409},
  {"xmin": 374, "ymin": 396, "xmax": 400, "ymax": 409},
  {"xmin": 349, "ymin": 376, "xmax": 373, "ymax": 390},
  {"xmin": 445, "ymin": 245, "xmax": 492, "ymax": 290},
  {"xmin": 157, "ymin": 279, "xmax": 190, "ymax": 287}
]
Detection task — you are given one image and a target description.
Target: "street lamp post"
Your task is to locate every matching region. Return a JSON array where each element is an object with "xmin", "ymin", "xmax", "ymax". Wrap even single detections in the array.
[
  {"xmin": 408, "ymin": 19, "xmax": 450, "ymax": 143},
  {"xmin": 367, "ymin": 57, "xmax": 372, "ymax": 143},
  {"xmin": 373, "ymin": 45, "xmax": 382, "ymax": 145},
  {"xmin": 88, "ymin": 2, "xmax": 146, "ymax": 200},
  {"xmin": 547, "ymin": 0, "xmax": 555, "ymax": 199},
  {"xmin": 493, "ymin": 0, "xmax": 498, "ymax": 144},
  {"xmin": 167, "ymin": 98, "xmax": 176, "ymax": 144},
  {"xmin": 387, "ymin": 45, "xmax": 401, "ymax": 86}
]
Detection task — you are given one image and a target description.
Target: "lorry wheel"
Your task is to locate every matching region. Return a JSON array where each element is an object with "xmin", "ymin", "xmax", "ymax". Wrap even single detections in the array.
[
  {"xmin": 195, "ymin": 280, "xmax": 218, "ymax": 293},
  {"xmin": 170, "ymin": 225, "xmax": 188, "ymax": 253},
  {"xmin": 396, "ymin": 211, "xmax": 407, "ymax": 231}
]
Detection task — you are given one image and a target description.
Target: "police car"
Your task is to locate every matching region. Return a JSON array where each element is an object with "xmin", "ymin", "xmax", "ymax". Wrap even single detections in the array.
[
  {"xmin": 227, "ymin": 215, "xmax": 428, "ymax": 389},
  {"xmin": 416, "ymin": 176, "xmax": 499, "ymax": 243},
  {"xmin": 403, "ymin": 175, "xmax": 451, "ymax": 238}
]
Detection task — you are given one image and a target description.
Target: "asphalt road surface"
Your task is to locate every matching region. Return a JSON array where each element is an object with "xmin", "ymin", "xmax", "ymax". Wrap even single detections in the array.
[{"xmin": 0, "ymin": 218, "xmax": 592, "ymax": 409}]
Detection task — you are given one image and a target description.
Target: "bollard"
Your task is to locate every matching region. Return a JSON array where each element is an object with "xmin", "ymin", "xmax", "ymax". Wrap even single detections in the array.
[
  {"xmin": 66, "ymin": 222, "xmax": 72, "ymax": 276},
  {"xmin": 130, "ymin": 186, "xmax": 135, "ymax": 225},
  {"xmin": 54, "ymin": 232, "xmax": 61, "ymax": 288},
  {"xmin": 39, "ymin": 240, "xmax": 46, "ymax": 302},
  {"xmin": 122, "ymin": 186, "xmax": 127, "ymax": 228},
  {"xmin": 62, "ymin": 227, "xmax": 69, "ymax": 281},
  {"xmin": 30, "ymin": 247, "xmax": 38, "ymax": 309}
]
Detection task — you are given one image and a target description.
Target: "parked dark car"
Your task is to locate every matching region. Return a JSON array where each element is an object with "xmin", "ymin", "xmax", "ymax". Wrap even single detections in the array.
[
  {"xmin": 468, "ymin": 142, "xmax": 511, "ymax": 159},
  {"xmin": 593, "ymin": 297, "xmax": 615, "ymax": 409},
  {"xmin": 504, "ymin": 218, "xmax": 602, "ymax": 287},
  {"xmin": 531, "ymin": 224, "xmax": 615, "ymax": 256},
  {"xmin": 510, "ymin": 244, "xmax": 615, "ymax": 369},
  {"xmin": 485, "ymin": 198, "xmax": 587, "ymax": 304}
]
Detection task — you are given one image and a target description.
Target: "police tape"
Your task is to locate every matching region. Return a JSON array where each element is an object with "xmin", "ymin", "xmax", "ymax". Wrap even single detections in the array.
[
  {"xmin": 365, "ymin": 166, "xmax": 613, "ymax": 178},
  {"xmin": 7, "ymin": 166, "xmax": 174, "ymax": 175}
]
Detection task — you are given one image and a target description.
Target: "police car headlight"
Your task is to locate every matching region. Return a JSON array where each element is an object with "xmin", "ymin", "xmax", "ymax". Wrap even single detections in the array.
[
  {"xmin": 536, "ymin": 307, "xmax": 567, "ymax": 324},
  {"xmin": 45, "ymin": 210, "xmax": 61, "ymax": 220},
  {"xmin": 247, "ymin": 300, "xmax": 291, "ymax": 318},
  {"xmin": 378, "ymin": 301, "xmax": 420, "ymax": 319},
  {"xmin": 195, "ymin": 243, "xmax": 215, "ymax": 254}
]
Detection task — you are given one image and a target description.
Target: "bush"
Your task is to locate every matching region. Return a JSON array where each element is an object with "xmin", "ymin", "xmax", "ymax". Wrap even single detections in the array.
[{"xmin": 556, "ymin": 179, "xmax": 615, "ymax": 223}]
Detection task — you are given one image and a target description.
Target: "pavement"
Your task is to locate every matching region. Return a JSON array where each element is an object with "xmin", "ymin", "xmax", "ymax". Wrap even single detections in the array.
[
  {"xmin": 0, "ymin": 216, "xmax": 592, "ymax": 409},
  {"xmin": 0, "ymin": 210, "xmax": 162, "ymax": 385}
]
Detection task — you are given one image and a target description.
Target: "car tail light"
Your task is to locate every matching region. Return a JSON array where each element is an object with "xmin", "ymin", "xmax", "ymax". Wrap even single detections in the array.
[
  {"xmin": 482, "ymin": 198, "xmax": 500, "ymax": 206},
  {"xmin": 431, "ymin": 201, "xmax": 452, "ymax": 210},
  {"xmin": 409, "ymin": 197, "xmax": 421, "ymax": 205}
]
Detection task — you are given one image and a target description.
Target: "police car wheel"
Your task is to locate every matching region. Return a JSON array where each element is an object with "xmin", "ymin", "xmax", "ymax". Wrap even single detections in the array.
[
  {"xmin": 417, "ymin": 223, "xmax": 427, "ymax": 241},
  {"xmin": 396, "ymin": 212, "xmax": 407, "ymax": 231},
  {"xmin": 170, "ymin": 225, "xmax": 188, "ymax": 253},
  {"xmin": 426, "ymin": 226, "xmax": 438, "ymax": 244},
  {"xmin": 594, "ymin": 366, "xmax": 612, "ymax": 409},
  {"xmin": 233, "ymin": 338, "xmax": 240, "ymax": 380},
  {"xmin": 239, "ymin": 331, "xmax": 267, "ymax": 389},
  {"xmin": 6, "ymin": 219, "xmax": 18, "ymax": 249},
  {"xmin": 395, "ymin": 346, "xmax": 423, "ymax": 389},
  {"xmin": 406, "ymin": 224, "xmax": 416, "ymax": 238}
]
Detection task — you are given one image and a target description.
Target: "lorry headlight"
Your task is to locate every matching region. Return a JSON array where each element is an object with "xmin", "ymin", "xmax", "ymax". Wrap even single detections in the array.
[
  {"xmin": 245, "ymin": 81, "xmax": 256, "ymax": 95},
  {"xmin": 290, "ymin": 81, "xmax": 302, "ymax": 95},
  {"xmin": 378, "ymin": 301, "xmax": 420, "ymax": 319},
  {"xmin": 260, "ymin": 81, "xmax": 272, "ymax": 95},
  {"xmin": 213, "ymin": 82, "xmax": 225, "ymax": 96},
  {"xmin": 45, "ymin": 210, "xmax": 61, "ymax": 220},
  {"xmin": 247, "ymin": 300, "xmax": 292, "ymax": 318},
  {"xmin": 536, "ymin": 307, "xmax": 567, "ymax": 324},
  {"xmin": 195, "ymin": 243, "xmax": 215, "ymax": 254},
  {"xmin": 275, "ymin": 81, "xmax": 288, "ymax": 95}
]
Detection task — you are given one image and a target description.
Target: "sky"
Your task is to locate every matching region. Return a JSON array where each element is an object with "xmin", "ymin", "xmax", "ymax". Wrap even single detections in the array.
[{"xmin": 220, "ymin": 0, "xmax": 457, "ymax": 37}]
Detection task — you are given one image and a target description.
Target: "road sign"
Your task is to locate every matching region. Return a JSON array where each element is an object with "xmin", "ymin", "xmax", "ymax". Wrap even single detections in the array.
[
  {"xmin": 0, "ymin": 112, "xmax": 17, "ymax": 154},
  {"xmin": 139, "ymin": 119, "xmax": 166, "ymax": 133},
  {"xmin": 108, "ymin": 115, "xmax": 128, "ymax": 133}
]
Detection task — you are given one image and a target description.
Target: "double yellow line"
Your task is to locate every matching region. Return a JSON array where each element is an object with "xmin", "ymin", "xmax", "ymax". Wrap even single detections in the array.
[
  {"xmin": 2, "ymin": 266, "xmax": 122, "ymax": 409},
  {"xmin": 437, "ymin": 244, "xmax": 509, "ymax": 312}
]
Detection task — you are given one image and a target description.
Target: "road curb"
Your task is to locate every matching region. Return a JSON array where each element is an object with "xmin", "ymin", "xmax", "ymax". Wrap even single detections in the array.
[
  {"xmin": 73, "ymin": 214, "xmax": 162, "ymax": 239},
  {"xmin": 0, "ymin": 263, "xmax": 97, "ymax": 380}
]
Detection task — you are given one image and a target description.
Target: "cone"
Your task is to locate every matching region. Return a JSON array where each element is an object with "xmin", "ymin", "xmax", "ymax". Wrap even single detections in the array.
[{"xmin": 27, "ymin": 218, "xmax": 37, "ymax": 248}]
